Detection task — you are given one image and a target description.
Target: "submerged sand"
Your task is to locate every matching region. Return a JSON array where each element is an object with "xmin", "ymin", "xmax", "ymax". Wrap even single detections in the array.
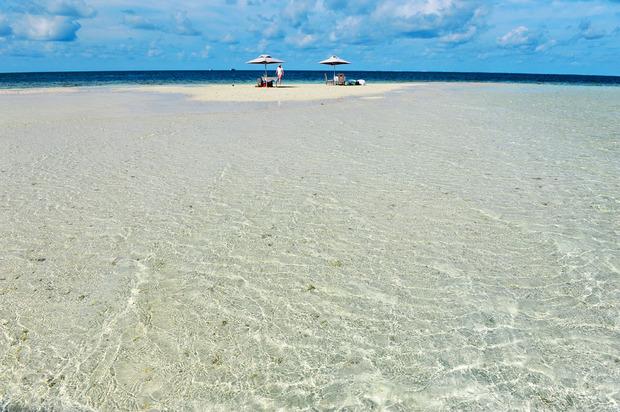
[{"xmin": 0, "ymin": 83, "xmax": 619, "ymax": 411}]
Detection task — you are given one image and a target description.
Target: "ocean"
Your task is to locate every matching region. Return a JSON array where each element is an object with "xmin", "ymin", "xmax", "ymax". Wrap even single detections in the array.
[{"xmin": 1, "ymin": 70, "xmax": 619, "ymax": 89}]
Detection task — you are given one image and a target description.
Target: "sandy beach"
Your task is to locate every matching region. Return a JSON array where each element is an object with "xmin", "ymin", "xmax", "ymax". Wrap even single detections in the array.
[
  {"xmin": 1, "ymin": 82, "xmax": 619, "ymax": 410},
  {"xmin": 0, "ymin": 83, "xmax": 408, "ymax": 102},
  {"xmin": 118, "ymin": 83, "xmax": 410, "ymax": 102}
]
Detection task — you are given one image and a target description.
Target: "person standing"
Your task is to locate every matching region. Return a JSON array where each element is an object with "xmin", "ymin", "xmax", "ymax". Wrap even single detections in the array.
[{"xmin": 276, "ymin": 64, "xmax": 284, "ymax": 87}]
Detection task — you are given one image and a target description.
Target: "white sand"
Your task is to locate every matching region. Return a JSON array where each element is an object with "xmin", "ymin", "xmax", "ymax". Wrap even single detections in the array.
[
  {"xmin": 118, "ymin": 82, "xmax": 411, "ymax": 102},
  {"xmin": 1, "ymin": 83, "xmax": 618, "ymax": 410},
  {"xmin": 0, "ymin": 83, "xmax": 411, "ymax": 102}
]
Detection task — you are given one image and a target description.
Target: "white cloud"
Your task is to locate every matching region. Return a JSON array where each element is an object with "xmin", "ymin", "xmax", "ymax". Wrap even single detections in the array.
[
  {"xmin": 497, "ymin": 26, "xmax": 556, "ymax": 53},
  {"xmin": 256, "ymin": 38, "xmax": 268, "ymax": 52},
  {"xmin": 0, "ymin": 1, "xmax": 95, "ymax": 42},
  {"xmin": 286, "ymin": 32, "xmax": 317, "ymax": 48},
  {"xmin": 373, "ymin": 0, "xmax": 484, "ymax": 40},
  {"xmin": 191, "ymin": 44, "xmax": 211, "ymax": 58},
  {"xmin": 47, "ymin": 0, "xmax": 96, "ymax": 18},
  {"xmin": 0, "ymin": 14, "xmax": 12, "ymax": 37},
  {"xmin": 220, "ymin": 33, "xmax": 237, "ymax": 44},
  {"xmin": 329, "ymin": 16, "xmax": 364, "ymax": 43},
  {"xmin": 123, "ymin": 13, "xmax": 160, "ymax": 31},
  {"xmin": 146, "ymin": 40, "xmax": 162, "ymax": 57},
  {"xmin": 122, "ymin": 9, "xmax": 201, "ymax": 36},
  {"xmin": 172, "ymin": 10, "xmax": 200, "ymax": 36},
  {"xmin": 440, "ymin": 25, "xmax": 477, "ymax": 44},
  {"xmin": 498, "ymin": 26, "xmax": 532, "ymax": 47},
  {"xmin": 281, "ymin": 1, "xmax": 321, "ymax": 28},
  {"xmin": 578, "ymin": 20, "xmax": 606, "ymax": 39},
  {"xmin": 307, "ymin": 0, "xmax": 487, "ymax": 47},
  {"xmin": 12, "ymin": 14, "xmax": 81, "ymax": 41},
  {"xmin": 261, "ymin": 22, "xmax": 285, "ymax": 40}
]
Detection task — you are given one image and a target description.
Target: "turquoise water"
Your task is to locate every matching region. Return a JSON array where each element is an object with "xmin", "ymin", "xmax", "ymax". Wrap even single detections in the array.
[{"xmin": 0, "ymin": 83, "xmax": 618, "ymax": 410}]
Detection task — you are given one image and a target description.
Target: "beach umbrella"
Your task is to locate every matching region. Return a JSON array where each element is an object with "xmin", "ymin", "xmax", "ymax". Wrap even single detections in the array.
[
  {"xmin": 246, "ymin": 54, "xmax": 285, "ymax": 78},
  {"xmin": 319, "ymin": 55, "xmax": 351, "ymax": 81}
]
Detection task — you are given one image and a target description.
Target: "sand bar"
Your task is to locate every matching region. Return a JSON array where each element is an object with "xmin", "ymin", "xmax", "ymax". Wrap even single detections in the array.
[
  {"xmin": 1, "ymin": 82, "xmax": 411, "ymax": 102},
  {"xmin": 118, "ymin": 83, "xmax": 411, "ymax": 102}
]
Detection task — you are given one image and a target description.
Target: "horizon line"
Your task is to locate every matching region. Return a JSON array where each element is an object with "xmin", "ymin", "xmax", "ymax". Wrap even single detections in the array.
[{"xmin": 1, "ymin": 69, "xmax": 619, "ymax": 78}]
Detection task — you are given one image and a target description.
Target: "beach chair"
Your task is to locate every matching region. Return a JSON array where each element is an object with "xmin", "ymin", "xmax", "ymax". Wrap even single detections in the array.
[
  {"xmin": 324, "ymin": 73, "xmax": 334, "ymax": 85},
  {"xmin": 336, "ymin": 73, "xmax": 346, "ymax": 86},
  {"xmin": 257, "ymin": 77, "xmax": 275, "ymax": 87}
]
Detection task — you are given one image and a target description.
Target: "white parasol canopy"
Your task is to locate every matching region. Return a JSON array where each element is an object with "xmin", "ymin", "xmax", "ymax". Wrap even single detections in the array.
[
  {"xmin": 247, "ymin": 54, "xmax": 285, "ymax": 78},
  {"xmin": 319, "ymin": 55, "xmax": 351, "ymax": 80}
]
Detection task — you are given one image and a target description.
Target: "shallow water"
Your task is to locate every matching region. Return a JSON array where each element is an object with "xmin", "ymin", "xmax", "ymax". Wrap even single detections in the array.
[{"xmin": 0, "ymin": 84, "xmax": 618, "ymax": 410}]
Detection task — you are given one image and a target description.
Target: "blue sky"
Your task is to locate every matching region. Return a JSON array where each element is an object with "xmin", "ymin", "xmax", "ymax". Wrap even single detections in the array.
[{"xmin": 0, "ymin": 0, "xmax": 619, "ymax": 75}]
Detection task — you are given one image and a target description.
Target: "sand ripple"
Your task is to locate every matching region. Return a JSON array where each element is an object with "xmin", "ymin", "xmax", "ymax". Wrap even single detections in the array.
[{"xmin": 0, "ymin": 83, "xmax": 618, "ymax": 410}]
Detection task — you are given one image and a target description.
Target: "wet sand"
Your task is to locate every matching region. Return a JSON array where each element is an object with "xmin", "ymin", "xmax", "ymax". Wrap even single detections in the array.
[{"xmin": 0, "ymin": 83, "xmax": 619, "ymax": 410}]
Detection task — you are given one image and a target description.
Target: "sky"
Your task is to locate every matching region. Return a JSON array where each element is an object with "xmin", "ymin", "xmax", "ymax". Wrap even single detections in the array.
[{"xmin": 0, "ymin": 0, "xmax": 619, "ymax": 75}]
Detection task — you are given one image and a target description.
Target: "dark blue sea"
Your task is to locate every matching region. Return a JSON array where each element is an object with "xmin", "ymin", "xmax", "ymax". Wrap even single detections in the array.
[{"xmin": 0, "ymin": 70, "xmax": 619, "ymax": 89}]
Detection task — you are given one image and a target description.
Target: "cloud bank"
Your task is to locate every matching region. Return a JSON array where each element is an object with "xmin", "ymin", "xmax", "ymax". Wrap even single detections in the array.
[
  {"xmin": 1, "ymin": 0, "xmax": 97, "ymax": 41},
  {"xmin": 12, "ymin": 14, "xmax": 81, "ymax": 41},
  {"xmin": 0, "ymin": 0, "xmax": 619, "ymax": 75}
]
